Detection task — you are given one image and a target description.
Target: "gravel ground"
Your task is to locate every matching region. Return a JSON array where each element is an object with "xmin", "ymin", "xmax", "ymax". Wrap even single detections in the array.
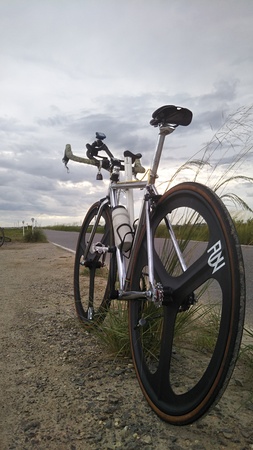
[{"xmin": 0, "ymin": 242, "xmax": 253, "ymax": 450}]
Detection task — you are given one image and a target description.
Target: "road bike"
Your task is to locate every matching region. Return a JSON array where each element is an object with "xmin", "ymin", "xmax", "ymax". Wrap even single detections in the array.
[
  {"xmin": 0, "ymin": 227, "xmax": 4, "ymax": 247},
  {"xmin": 63, "ymin": 105, "xmax": 245, "ymax": 425}
]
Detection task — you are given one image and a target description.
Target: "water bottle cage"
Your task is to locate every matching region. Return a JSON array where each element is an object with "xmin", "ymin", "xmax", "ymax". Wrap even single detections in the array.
[{"xmin": 116, "ymin": 224, "xmax": 134, "ymax": 254}]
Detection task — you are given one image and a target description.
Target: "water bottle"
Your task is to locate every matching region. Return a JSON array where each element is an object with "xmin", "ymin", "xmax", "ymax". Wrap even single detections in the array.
[{"xmin": 112, "ymin": 206, "xmax": 133, "ymax": 252}]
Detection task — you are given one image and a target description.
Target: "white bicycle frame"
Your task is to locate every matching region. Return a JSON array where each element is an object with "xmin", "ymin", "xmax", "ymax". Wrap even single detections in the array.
[
  {"xmin": 108, "ymin": 124, "xmax": 185, "ymax": 304},
  {"xmin": 76, "ymin": 124, "xmax": 187, "ymax": 305}
]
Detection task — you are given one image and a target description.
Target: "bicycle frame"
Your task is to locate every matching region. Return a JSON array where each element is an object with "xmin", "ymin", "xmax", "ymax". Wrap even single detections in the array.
[
  {"xmin": 0, "ymin": 228, "xmax": 4, "ymax": 247},
  {"xmin": 90, "ymin": 125, "xmax": 182, "ymax": 305},
  {"xmin": 70, "ymin": 105, "xmax": 246, "ymax": 424}
]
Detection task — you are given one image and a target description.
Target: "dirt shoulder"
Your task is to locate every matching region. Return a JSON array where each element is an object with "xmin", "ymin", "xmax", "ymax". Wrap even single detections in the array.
[{"xmin": 0, "ymin": 242, "xmax": 252, "ymax": 450}]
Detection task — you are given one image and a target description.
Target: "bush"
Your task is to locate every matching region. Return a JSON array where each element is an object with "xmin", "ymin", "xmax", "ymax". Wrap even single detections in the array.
[{"xmin": 23, "ymin": 228, "xmax": 47, "ymax": 243}]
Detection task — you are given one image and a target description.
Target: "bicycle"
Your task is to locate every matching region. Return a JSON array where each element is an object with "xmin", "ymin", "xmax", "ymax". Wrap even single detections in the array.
[
  {"xmin": 63, "ymin": 105, "xmax": 245, "ymax": 425},
  {"xmin": 0, "ymin": 227, "xmax": 5, "ymax": 247}
]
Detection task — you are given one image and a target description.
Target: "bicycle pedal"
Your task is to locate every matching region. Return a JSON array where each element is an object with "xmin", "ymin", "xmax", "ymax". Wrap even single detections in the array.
[{"xmin": 91, "ymin": 242, "xmax": 108, "ymax": 254}]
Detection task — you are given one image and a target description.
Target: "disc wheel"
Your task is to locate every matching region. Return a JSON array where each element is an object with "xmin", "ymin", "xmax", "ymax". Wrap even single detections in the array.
[
  {"xmin": 129, "ymin": 182, "xmax": 245, "ymax": 425},
  {"xmin": 74, "ymin": 202, "xmax": 116, "ymax": 324}
]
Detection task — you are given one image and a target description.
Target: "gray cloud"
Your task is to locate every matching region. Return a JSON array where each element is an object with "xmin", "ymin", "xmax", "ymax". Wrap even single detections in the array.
[{"xmin": 1, "ymin": 0, "xmax": 253, "ymax": 227}]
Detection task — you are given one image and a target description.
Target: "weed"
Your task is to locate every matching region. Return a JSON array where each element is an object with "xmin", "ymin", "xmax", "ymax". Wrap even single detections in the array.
[
  {"xmin": 240, "ymin": 327, "xmax": 253, "ymax": 370},
  {"xmin": 23, "ymin": 228, "xmax": 47, "ymax": 243},
  {"xmin": 93, "ymin": 301, "xmax": 131, "ymax": 358}
]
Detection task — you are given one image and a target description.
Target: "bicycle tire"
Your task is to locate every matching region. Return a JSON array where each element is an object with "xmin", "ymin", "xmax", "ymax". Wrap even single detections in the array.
[
  {"xmin": 0, "ymin": 228, "xmax": 4, "ymax": 247},
  {"xmin": 128, "ymin": 182, "xmax": 245, "ymax": 425},
  {"xmin": 74, "ymin": 202, "xmax": 116, "ymax": 324}
]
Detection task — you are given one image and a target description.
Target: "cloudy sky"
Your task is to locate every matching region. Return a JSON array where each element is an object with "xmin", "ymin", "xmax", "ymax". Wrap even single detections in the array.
[{"xmin": 1, "ymin": 0, "xmax": 253, "ymax": 228}]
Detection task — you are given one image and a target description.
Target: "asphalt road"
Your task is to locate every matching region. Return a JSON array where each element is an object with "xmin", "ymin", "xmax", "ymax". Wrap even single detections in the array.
[
  {"xmin": 44, "ymin": 229, "xmax": 78, "ymax": 254},
  {"xmin": 44, "ymin": 229, "xmax": 253, "ymax": 327}
]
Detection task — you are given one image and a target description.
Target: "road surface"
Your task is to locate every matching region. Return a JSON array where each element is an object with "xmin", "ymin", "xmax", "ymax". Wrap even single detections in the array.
[{"xmin": 44, "ymin": 229, "xmax": 253, "ymax": 326}]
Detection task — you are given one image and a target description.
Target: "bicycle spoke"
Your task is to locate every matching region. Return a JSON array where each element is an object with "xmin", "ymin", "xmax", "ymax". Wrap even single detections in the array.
[
  {"xmin": 152, "ymin": 306, "xmax": 178, "ymax": 399},
  {"xmin": 154, "ymin": 250, "xmax": 211, "ymax": 306}
]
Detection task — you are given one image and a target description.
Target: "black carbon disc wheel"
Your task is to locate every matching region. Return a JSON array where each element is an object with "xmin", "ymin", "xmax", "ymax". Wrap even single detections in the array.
[{"xmin": 129, "ymin": 182, "xmax": 245, "ymax": 425}]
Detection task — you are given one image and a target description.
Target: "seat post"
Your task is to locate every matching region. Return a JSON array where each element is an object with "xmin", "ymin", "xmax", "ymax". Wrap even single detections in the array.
[{"xmin": 149, "ymin": 125, "xmax": 175, "ymax": 184}]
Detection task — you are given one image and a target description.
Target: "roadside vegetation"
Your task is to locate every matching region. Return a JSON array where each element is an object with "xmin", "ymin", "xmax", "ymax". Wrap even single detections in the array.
[
  {"xmin": 23, "ymin": 227, "xmax": 47, "ymax": 243},
  {"xmin": 45, "ymin": 224, "xmax": 81, "ymax": 232},
  {"xmin": 1, "ymin": 227, "xmax": 47, "ymax": 243},
  {"xmin": 2, "ymin": 221, "xmax": 252, "ymax": 245},
  {"xmin": 240, "ymin": 327, "xmax": 253, "ymax": 369}
]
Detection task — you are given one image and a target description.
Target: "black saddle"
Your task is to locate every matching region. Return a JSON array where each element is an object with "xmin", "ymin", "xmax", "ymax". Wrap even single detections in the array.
[{"xmin": 150, "ymin": 105, "xmax": 193, "ymax": 127}]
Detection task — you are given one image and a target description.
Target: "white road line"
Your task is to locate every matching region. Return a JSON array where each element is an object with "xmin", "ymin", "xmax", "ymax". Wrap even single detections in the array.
[{"xmin": 49, "ymin": 241, "xmax": 76, "ymax": 254}]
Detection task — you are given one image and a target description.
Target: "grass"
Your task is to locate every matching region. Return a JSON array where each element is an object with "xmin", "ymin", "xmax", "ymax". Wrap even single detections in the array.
[
  {"xmin": 93, "ymin": 299, "xmax": 253, "ymax": 386},
  {"xmin": 165, "ymin": 106, "xmax": 253, "ymax": 205},
  {"xmin": 93, "ymin": 301, "xmax": 131, "ymax": 358},
  {"xmin": 1, "ymin": 227, "xmax": 23, "ymax": 242},
  {"xmin": 240, "ymin": 326, "xmax": 253, "ymax": 370},
  {"xmin": 23, "ymin": 227, "xmax": 47, "ymax": 243},
  {"xmin": 45, "ymin": 222, "xmax": 253, "ymax": 244},
  {"xmin": 44, "ymin": 224, "xmax": 81, "ymax": 232},
  {"xmin": 156, "ymin": 220, "xmax": 253, "ymax": 245},
  {"xmin": 93, "ymin": 302, "xmax": 221, "ymax": 359},
  {"xmin": 234, "ymin": 219, "xmax": 253, "ymax": 245},
  {"xmin": 1, "ymin": 227, "xmax": 47, "ymax": 243}
]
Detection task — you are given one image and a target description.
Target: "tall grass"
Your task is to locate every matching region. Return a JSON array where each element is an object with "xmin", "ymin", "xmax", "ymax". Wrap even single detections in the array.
[
  {"xmin": 94, "ymin": 301, "xmax": 131, "ymax": 358},
  {"xmin": 1, "ymin": 227, "xmax": 23, "ymax": 242},
  {"xmin": 0, "ymin": 227, "xmax": 48, "ymax": 243},
  {"xmin": 235, "ymin": 219, "xmax": 253, "ymax": 245},
  {"xmin": 165, "ymin": 105, "xmax": 253, "ymax": 216},
  {"xmin": 240, "ymin": 327, "xmax": 253, "ymax": 370},
  {"xmin": 23, "ymin": 228, "xmax": 47, "ymax": 243}
]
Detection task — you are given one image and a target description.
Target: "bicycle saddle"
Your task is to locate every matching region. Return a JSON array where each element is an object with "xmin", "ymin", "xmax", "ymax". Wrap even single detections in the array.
[
  {"xmin": 150, "ymin": 105, "xmax": 193, "ymax": 127},
  {"xmin": 123, "ymin": 150, "xmax": 142, "ymax": 162}
]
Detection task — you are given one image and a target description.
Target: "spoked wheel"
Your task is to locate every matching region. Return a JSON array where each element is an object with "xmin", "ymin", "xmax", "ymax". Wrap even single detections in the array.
[
  {"xmin": 74, "ymin": 202, "xmax": 116, "ymax": 324},
  {"xmin": 129, "ymin": 182, "xmax": 245, "ymax": 425}
]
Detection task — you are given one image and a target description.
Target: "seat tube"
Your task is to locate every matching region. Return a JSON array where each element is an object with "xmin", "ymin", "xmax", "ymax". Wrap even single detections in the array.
[
  {"xmin": 145, "ymin": 198, "xmax": 155, "ymax": 291},
  {"xmin": 124, "ymin": 156, "xmax": 134, "ymax": 226},
  {"xmin": 109, "ymin": 185, "xmax": 126, "ymax": 290}
]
